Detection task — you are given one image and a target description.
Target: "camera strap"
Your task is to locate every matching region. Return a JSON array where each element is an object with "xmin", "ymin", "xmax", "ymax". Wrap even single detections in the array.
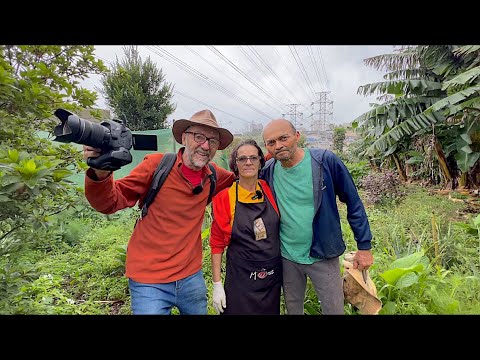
[{"xmin": 140, "ymin": 152, "xmax": 217, "ymax": 219}]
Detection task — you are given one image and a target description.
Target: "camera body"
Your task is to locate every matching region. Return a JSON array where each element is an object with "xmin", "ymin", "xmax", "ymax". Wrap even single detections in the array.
[
  {"xmin": 53, "ymin": 109, "xmax": 157, "ymax": 171},
  {"xmin": 84, "ymin": 118, "xmax": 133, "ymax": 171}
]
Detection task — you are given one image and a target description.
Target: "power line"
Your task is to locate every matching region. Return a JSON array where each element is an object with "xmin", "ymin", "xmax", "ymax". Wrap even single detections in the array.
[
  {"xmin": 273, "ymin": 46, "xmax": 313, "ymax": 109},
  {"xmin": 315, "ymin": 46, "xmax": 330, "ymax": 90},
  {"xmin": 307, "ymin": 45, "xmax": 326, "ymax": 92},
  {"xmin": 185, "ymin": 46, "xmax": 281, "ymax": 115},
  {"xmin": 146, "ymin": 46, "xmax": 275, "ymax": 120},
  {"xmin": 289, "ymin": 46, "xmax": 317, "ymax": 101},
  {"xmin": 91, "ymin": 46, "xmax": 334, "ymax": 132},
  {"xmin": 207, "ymin": 46, "xmax": 285, "ymax": 114},
  {"xmin": 247, "ymin": 46, "xmax": 305, "ymax": 106},
  {"xmin": 173, "ymin": 90, "xmax": 252, "ymax": 126}
]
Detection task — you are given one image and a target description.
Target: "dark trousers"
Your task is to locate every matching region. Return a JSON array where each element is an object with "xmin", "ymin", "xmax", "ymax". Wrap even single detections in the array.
[{"xmin": 282, "ymin": 256, "xmax": 344, "ymax": 315}]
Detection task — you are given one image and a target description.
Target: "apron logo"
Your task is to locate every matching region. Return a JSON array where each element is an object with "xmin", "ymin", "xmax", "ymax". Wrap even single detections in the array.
[
  {"xmin": 258, "ymin": 270, "xmax": 267, "ymax": 279},
  {"xmin": 250, "ymin": 268, "xmax": 275, "ymax": 280}
]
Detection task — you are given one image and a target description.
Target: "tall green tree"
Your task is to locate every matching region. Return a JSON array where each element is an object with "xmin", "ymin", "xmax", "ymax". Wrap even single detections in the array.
[
  {"xmin": 333, "ymin": 126, "xmax": 346, "ymax": 154},
  {"xmin": 0, "ymin": 45, "xmax": 106, "ymax": 273},
  {"xmin": 100, "ymin": 46, "xmax": 176, "ymax": 130}
]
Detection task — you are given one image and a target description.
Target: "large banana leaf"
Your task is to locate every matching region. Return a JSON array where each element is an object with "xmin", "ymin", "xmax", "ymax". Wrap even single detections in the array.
[
  {"xmin": 380, "ymin": 251, "xmax": 430, "ymax": 287},
  {"xmin": 357, "ymin": 79, "xmax": 442, "ymax": 97},
  {"xmin": 455, "ymin": 151, "xmax": 480, "ymax": 173},
  {"xmin": 455, "ymin": 123, "xmax": 480, "ymax": 173},
  {"xmin": 364, "ymin": 49, "xmax": 418, "ymax": 72},
  {"xmin": 447, "ymin": 97, "xmax": 480, "ymax": 114},
  {"xmin": 366, "ymin": 111, "xmax": 446, "ymax": 155},
  {"xmin": 428, "ymin": 84, "xmax": 480, "ymax": 113},
  {"xmin": 452, "ymin": 45, "xmax": 480, "ymax": 57},
  {"xmin": 384, "ymin": 68, "xmax": 427, "ymax": 81},
  {"xmin": 442, "ymin": 66, "xmax": 480, "ymax": 90},
  {"xmin": 353, "ymin": 96, "xmax": 444, "ymax": 129},
  {"xmin": 388, "ymin": 251, "xmax": 429, "ymax": 270}
]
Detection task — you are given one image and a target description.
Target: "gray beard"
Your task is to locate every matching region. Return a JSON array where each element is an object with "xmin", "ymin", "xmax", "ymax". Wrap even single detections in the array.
[
  {"xmin": 192, "ymin": 157, "xmax": 208, "ymax": 168},
  {"xmin": 186, "ymin": 148, "xmax": 210, "ymax": 169}
]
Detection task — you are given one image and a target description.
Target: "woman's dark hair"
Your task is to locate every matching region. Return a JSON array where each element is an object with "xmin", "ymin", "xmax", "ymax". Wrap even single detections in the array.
[{"xmin": 229, "ymin": 139, "xmax": 266, "ymax": 177}]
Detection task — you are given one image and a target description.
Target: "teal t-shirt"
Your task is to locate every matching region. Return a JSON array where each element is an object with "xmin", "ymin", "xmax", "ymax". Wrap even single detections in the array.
[{"xmin": 273, "ymin": 149, "xmax": 317, "ymax": 264}]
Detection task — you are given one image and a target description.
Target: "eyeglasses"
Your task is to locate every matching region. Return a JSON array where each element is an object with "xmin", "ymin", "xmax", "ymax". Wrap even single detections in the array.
[
  {"xmin": 185, "ymin": 131, "xmax": 220, "ymax": 148},
  {"xmin": 236, "ymin": 156, "xmax": 260, "ymax": 164}
]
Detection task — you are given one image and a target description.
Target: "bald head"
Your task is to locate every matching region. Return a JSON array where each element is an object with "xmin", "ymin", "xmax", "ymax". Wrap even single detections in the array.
[
  {"xmin": 262, "ymin": 118, "xmax": 302, "ymax": 167},
  {"xmin": 263, "ymin": 119, "xmax": 296, "ymax": 138}
]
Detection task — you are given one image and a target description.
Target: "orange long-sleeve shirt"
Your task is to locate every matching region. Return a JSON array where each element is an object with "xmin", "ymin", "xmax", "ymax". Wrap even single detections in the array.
[
  {"xmin": 209, "ymin": 179, "xmax": 279, "ymax": 254},
  {"xmin": 84, "ymin": 148, "xmax": 235, "ymax": 283}
]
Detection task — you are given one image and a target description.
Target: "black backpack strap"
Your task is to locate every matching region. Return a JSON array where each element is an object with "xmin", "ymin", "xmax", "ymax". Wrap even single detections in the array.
[
  {"xmin": 140, "ymin": 152, "xmax": 176, "ymax": 219},
  {"xmin": 207, "ymin": 163, "xmax": 217, "ymax": 204}
]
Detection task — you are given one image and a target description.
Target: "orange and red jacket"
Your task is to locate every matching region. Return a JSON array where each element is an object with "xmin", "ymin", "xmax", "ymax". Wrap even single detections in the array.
[
  {"xmin": 209, "ymin": 179, "xmax": 279, "ymax": 254},
  {"xmin": 85, "ymin": 148, "xmax": 235, "ymax": 283}
]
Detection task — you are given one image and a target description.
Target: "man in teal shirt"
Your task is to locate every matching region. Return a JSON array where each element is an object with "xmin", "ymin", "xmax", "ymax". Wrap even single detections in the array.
[{"xmin": 261, "ymin": 119, "xmax": 373, "ymax": 315}]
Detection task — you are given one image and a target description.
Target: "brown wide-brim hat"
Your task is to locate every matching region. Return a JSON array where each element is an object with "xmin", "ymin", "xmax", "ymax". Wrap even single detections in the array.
[
  {"xmin": 172, "ymin": 109, "xmax": 234, "ymax": 150},
  {"xmin": 343, "ymin": 252, "xmax": 382, "ymax": 315}
]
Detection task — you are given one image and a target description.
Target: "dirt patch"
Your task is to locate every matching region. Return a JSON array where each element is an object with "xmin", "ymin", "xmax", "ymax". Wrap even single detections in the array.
[{"xmin": 109, "ymin": 301, "xmax": 125, "ymax": 315}]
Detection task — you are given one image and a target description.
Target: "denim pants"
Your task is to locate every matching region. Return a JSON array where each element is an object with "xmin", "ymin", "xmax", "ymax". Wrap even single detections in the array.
[
  {"xmin": 282, "ymin": 257, "xmax": 344, "ymax": 315},
  {"xmin": 128, "ymin": 270, "xmax": 207, "ymax": 315}
]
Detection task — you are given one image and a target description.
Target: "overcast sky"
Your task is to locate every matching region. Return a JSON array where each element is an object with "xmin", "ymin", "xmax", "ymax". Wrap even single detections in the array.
[{"xmin": 82, "ymin": 45, "xmax": 395, "ymax": 134}]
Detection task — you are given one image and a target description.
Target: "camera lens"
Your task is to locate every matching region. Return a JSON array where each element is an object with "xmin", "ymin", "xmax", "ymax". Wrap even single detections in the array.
[{"xmin": 53, "ymin": 109, "xmax": 109, "ymax": 148}]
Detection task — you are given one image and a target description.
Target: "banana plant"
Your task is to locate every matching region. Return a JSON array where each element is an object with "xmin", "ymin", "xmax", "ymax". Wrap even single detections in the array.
[
  {"xmin": 353, "ymin": 46, "xmax": 447, "ymax": 181},
  {"xmin": 354, "ymin": 45, "xmax": 480, "ymax": 188}
]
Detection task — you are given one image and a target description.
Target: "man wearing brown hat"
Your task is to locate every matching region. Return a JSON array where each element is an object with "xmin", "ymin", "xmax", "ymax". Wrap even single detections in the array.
[{"xmin": 83, "ymin": 109, "xmax": 235, "ymax": 315}]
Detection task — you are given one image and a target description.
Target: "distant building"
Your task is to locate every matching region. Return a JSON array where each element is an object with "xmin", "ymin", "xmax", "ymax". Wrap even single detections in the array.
[
  {"xmin": 302, "ymin": 129, "xmax": 333, "ymax": 149},
  {"xmin": 301, "ymin": 122, "xmax": 360, "ymax": 150},
  {"xmin": 343, "ymin": 127, "xmax": 360, "ymax": 149},
  {"xmin": 249, "ymin": 122, "xmax": 263, "ymax": 134}
]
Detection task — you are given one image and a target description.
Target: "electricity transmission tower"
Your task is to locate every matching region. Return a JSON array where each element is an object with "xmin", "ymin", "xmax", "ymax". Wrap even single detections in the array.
[
  {"xmin": 248, "ymin": 121, "xmax": 263, "ymax": 134},
  {"xmin": 311, "ymin": 91, "xmax": 333, "ymax": 132},
  {"xmin": 282, "ymin": 104, "xmax": 302, "ymax": 129}
]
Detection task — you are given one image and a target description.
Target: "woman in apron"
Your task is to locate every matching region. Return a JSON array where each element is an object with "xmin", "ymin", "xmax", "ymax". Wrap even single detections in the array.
[{"xmin": 209, "ymin": 139, "xmax": 281, "ymax": 315}]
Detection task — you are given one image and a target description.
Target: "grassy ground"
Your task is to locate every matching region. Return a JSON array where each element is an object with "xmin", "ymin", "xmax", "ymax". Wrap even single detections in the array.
[{"xmin": 2, "ymin": 184, "xmax": 479, "ymax": 314}]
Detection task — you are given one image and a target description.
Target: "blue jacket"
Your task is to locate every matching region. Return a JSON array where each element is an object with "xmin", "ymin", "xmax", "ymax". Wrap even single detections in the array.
[{"xmin": 260, "ymin": 148, "xmax": 372, "ymax": 259}]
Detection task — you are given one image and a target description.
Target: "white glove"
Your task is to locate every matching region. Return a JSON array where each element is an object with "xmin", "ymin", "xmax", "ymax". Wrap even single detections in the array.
[{"xmin": 212, "ymin": 281, "xmax": 226, "ymax": 314}]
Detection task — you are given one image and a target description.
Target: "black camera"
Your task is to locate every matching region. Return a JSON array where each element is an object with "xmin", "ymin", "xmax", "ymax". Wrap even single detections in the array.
[{"xmin": 53, "ymin": 109, "xmax": 158, "ymax": 171}]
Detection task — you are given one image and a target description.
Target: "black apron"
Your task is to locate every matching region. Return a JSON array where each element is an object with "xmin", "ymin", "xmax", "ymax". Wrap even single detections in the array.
[{"xmin": 222, "ymin": 181, "xmax": 282, "ymax": 315}]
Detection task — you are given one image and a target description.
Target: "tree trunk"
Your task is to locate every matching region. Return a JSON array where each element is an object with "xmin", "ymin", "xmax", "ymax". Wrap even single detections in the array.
[
  {"xmin": 369, "ymin": 159, "xmax": 379, "ymax": 172},
  {"xmin": 391, "ymin": 153, "xmax": 407, "ymax": 182},
  {"xmin": 458, "ymin": 172, "xmax": 467, "ymax": 188},
  {"xmin": 405, "ymin": 163, "xmax": 413, "ymax": 181},
  {"xmin": 468, "ymin": 158, "xmax": 480, "ymax": 188},
  {"xmin": 433, "ymin": 136, "xmax": 452, "ymax": 188}
]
